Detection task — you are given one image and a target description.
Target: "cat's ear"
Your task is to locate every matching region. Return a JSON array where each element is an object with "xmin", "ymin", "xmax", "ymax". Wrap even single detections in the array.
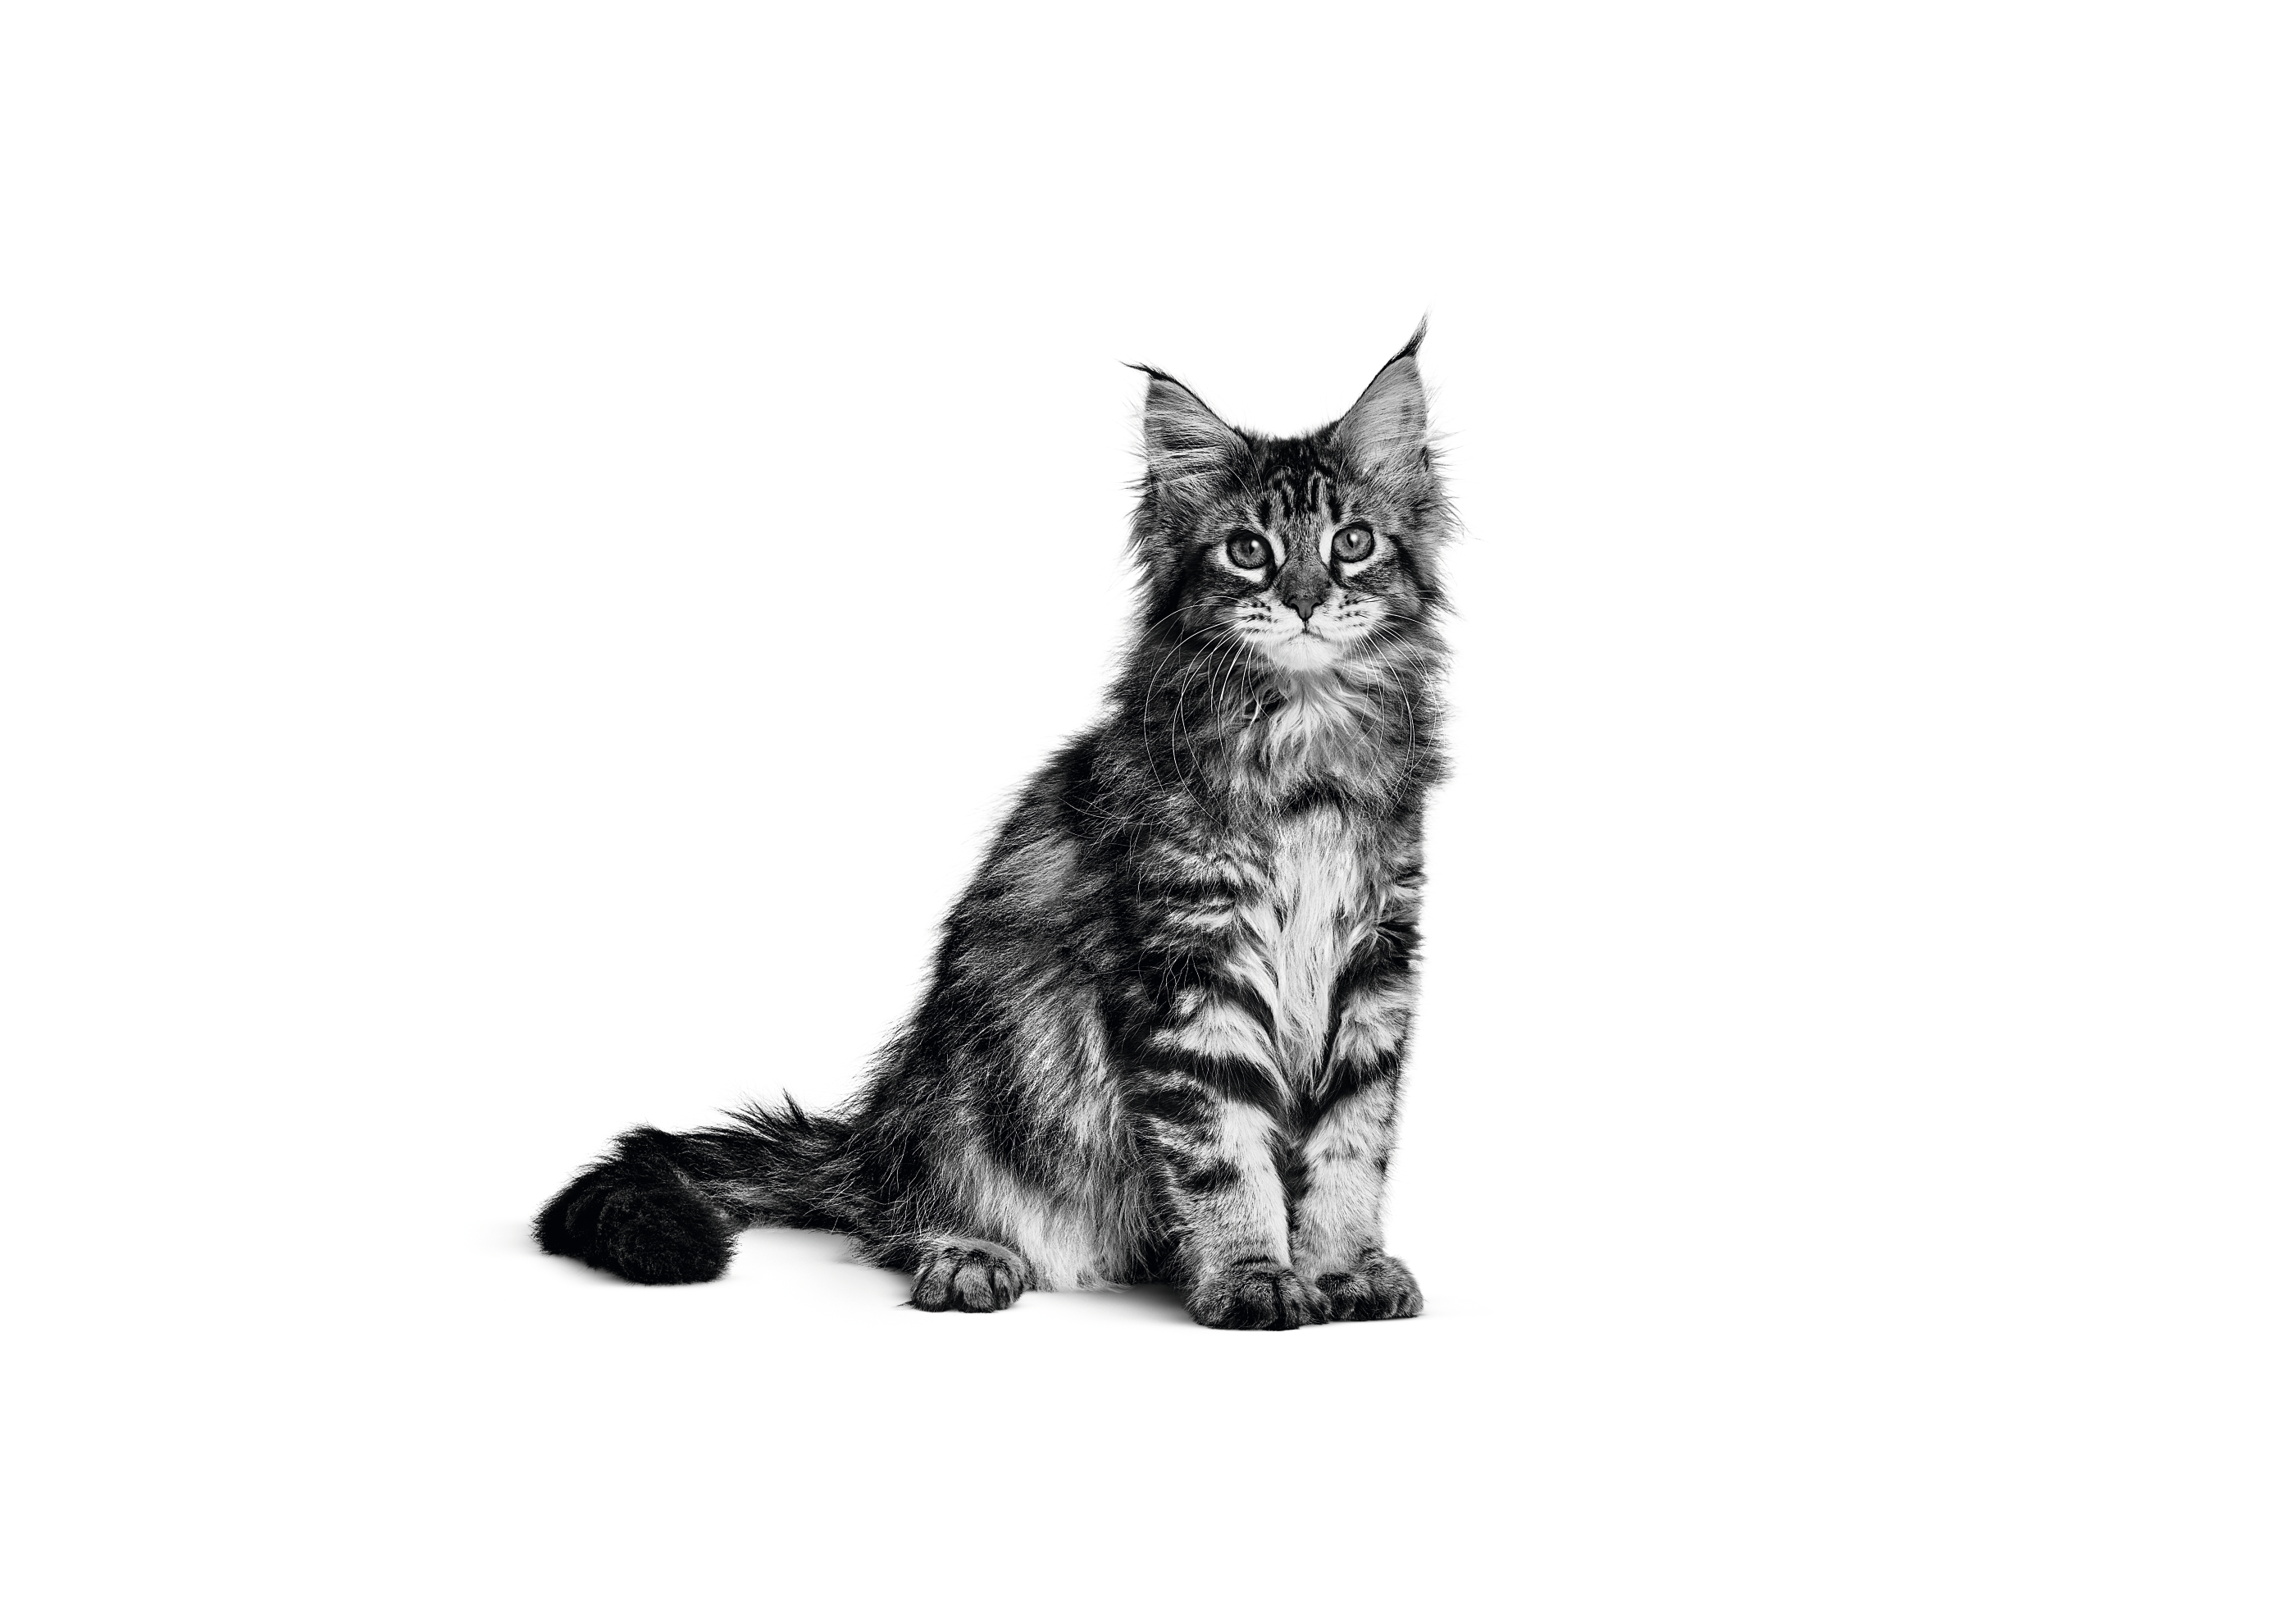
[
  {"xmin": 1332, "ymin": 322, "xmax": 1430, "ymax": 479},
  {"xmin": 1135, "ymin": 366, "xmax": 1244, "ymax": 500}
]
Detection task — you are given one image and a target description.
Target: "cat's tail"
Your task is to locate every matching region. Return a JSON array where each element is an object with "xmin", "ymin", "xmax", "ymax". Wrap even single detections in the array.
[{"xmin": 534, "ymin": 1097, "xmax": 868, "ymax": 1284}]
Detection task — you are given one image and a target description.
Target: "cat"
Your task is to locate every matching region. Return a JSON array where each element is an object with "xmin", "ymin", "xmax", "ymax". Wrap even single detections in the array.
[{"xmin": 535, "ymin": 327, "xmax": 1451, "ymax": 1330}]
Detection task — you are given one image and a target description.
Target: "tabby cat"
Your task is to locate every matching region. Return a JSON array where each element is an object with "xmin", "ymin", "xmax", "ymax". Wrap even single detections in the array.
[{"xmin": 536, "ymin": 329, "xmax": 1451, "ymax": 1330}]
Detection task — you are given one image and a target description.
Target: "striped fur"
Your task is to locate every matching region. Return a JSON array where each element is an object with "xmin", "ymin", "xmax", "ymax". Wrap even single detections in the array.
[{"xmin": 536, "ymin": 328, "xmax": 1451, "ymax": 1330}]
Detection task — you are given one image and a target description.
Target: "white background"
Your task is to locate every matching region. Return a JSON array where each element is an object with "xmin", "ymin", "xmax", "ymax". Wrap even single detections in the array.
[{"xmin": 5, "ymin": 4, "xmax": 2291, "ymax": 1620}]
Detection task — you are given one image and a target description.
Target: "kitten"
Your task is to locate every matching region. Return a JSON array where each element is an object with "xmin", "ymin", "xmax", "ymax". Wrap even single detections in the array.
[{"xmin": 536, "ymin": 328, "xmax": 1451, "ymax": 1330}]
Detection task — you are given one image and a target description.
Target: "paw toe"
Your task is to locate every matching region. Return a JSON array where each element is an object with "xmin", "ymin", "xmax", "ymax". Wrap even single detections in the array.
[
  {"xmin": 1191, "ymin": 1263, "xmax": 1329, "ymax": 1330},
  {"xmin": 1316, "ymin": 1254, "xmax": 1422, "ymax": 1321},
  {"xmin": 909, "ymin": 1243, "xmax": 1025, "ymax": 1314}
]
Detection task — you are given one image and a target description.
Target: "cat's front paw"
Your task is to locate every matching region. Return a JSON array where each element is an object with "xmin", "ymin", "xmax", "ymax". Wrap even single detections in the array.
[
  {"xmin": 1189, "ymin": 1260, "xmax": 1329, "ymax": 1330},
  {"xmin": 1315, "ymin": 1253, "xmax": 1424, "ymax": 1321},
  {"xmin": 909, "ymin": 1240, "xmax": 1026, "ymax": 1313}
]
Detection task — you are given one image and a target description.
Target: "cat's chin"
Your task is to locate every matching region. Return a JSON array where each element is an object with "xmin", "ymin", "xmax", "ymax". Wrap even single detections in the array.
[{"xmin": 1252, "ymin": 632, "xmax": 1354, "ymax": 673}]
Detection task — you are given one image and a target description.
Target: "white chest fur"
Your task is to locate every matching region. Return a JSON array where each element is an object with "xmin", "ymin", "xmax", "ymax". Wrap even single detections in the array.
[{"xmin": 1232, "ymin": 803, "xmax": 1374, "ymax": 1087}]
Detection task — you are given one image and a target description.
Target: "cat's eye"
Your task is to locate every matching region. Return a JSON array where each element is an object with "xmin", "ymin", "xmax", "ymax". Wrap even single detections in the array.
[
  {"xmin": 1332, "ymin": 523, "xmax": 1376, "ymax": 563},
  {"xmin": 1224, "ymin": 531, "xmax": 1270, "ymax": 571}
]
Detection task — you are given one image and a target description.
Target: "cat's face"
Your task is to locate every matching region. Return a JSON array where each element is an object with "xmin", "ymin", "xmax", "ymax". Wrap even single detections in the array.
[
  {"xmin": 1175, "ymin": 444, "xmax": 1436, "ymax": 674},
  {"xmin": 1133, "ymin": 335, "xmax": 1447, "ymax": 677}
]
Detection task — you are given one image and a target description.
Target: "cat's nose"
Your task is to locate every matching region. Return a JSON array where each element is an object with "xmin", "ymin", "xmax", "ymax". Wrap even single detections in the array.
[{"xmin": 1279, "ymin": 578, "xmax": 1326, "ymax": 626}]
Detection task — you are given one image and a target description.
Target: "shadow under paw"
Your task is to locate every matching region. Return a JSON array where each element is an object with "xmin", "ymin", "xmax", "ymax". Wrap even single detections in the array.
[
  {"xmin": 1190, "ymin": 1260, "xmax": 1329, "ymax": 1331},
  {"xmin": 909, "ymin": 1241, "xmax": 1026, "ymax": 1313},
  {"xmin": 1315, "ymin": 1253, "xmax": 1424, "ymax": 1321}
]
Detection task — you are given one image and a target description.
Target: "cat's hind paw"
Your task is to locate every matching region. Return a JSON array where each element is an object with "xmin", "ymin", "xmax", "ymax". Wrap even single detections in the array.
[
  {"xmin": 1189, "ymin": 1260, "xmax": 1330, "ymax": 1330},
  {"xmin": 1315, "ymin": 1253, "xmax": 1424, "ymax": 1321},
  {"xmin": 909, "ymin": 1240, "xmax": 1027, "ymax": 1313}
]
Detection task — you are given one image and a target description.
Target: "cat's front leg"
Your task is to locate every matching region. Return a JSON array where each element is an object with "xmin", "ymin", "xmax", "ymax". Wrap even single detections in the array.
[
  {"xmin": 1132, "ymin": 1001, "xmax": 1328, "ymax": 1330},
  {"xmin": 1292, "ymin": 1082, "xmax": 1423, "ymax": 1322},
  {"xmin": 1141, "ymin": 1088, "xmax": 1328, "ymax": 1330},
  {"xmin": 1291, "ymin": 948, "xmax": 1424, "ymax": 1322}
]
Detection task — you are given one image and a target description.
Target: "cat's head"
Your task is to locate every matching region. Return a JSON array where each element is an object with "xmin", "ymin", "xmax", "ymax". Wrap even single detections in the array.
[{"xmin": 1130, "ymin": 326, "xmax": 1450, "ymax": 677}]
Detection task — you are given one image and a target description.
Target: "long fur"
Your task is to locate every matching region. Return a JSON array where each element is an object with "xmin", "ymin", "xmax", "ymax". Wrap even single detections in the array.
[{"xmin": 536, "ymin": 329, "xmax": 1453, "ymax": 1329}]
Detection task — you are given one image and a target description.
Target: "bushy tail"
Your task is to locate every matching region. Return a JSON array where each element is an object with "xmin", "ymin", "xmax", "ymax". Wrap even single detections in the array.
[{"xmin": 535, "ymin": 1098, "xmax": 863, "ymax": 1284}]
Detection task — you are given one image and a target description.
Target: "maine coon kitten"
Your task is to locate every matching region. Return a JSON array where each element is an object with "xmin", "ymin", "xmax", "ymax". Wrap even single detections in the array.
[{"xmin": 536, "ymin": 329, "xmax": 1451, "ymax": 1330}]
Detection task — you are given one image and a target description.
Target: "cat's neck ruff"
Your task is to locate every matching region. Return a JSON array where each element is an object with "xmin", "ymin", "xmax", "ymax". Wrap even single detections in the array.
[{"xmin": 1224, "ymin": 662, "xmax": 1414, "ymax": 806}]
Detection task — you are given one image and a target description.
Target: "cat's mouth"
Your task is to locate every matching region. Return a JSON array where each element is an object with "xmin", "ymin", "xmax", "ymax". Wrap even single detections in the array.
[{"xmin": 1257, "ymin": 625, "xmax": 1350, "ymax": 672}]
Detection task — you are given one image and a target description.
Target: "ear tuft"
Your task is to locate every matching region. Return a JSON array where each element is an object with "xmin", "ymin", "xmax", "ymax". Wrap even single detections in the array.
[
  {"xmin": 1134, "ymin": 364, "xmax": 1243, "ymax": 499},
  {"xmin": 1332, "ymin": 326, "xmax": 1430, "ymax": 479}
]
